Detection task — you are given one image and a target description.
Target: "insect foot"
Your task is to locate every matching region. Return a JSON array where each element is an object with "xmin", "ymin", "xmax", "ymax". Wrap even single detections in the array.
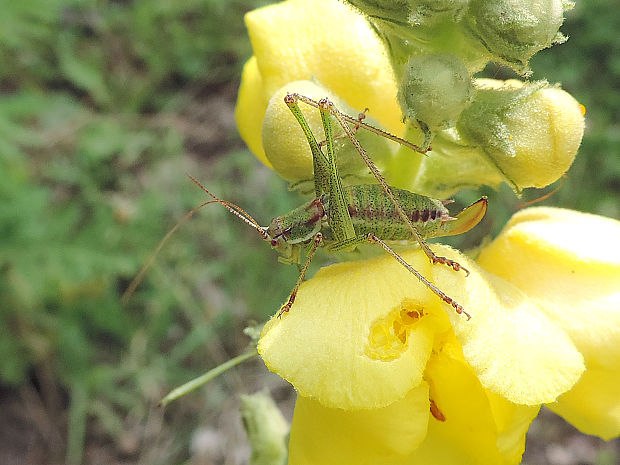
[
  {"xmin": 365, "ymin": 233, "xmax": 470, "ymax": 319},
  {"xmin": 445, "ymin": 294, "xmax": 471, "ymax": 321},
  {"xmin": 431, "ymin": 255, "xmax": 470, "ymax": 277},
  {"xmin": 277, "ymin": 298, "xmax": 295, "ymax": 319}
]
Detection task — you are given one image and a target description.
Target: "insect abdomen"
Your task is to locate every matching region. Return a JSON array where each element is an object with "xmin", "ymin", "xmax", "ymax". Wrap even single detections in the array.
[{"xmin": 341, "ymin": 185, "xmax": 449, "ymax": 240}]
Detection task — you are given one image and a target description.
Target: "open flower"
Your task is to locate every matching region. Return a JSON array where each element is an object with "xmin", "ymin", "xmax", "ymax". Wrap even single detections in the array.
[
  {"xmin": 258, "ymin": 240, "xmax": 589, "ymax": 464},
  {"xmin": 258, "ymin": 208, "xmax": 620, "ymax": 463},
  {"xmin": 478, "ymin": 207, "xmax": 620, "ymax": 440}
]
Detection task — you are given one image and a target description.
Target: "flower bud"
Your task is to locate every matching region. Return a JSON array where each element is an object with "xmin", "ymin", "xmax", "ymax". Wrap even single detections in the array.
[
  {"xmin": 347, "ymin": 0, "xmax": 468, "ymax": 26},
  {"xmin": 457, "ymin": 79, "xmax": 584, "ymax": 190},
  {"xmin": 262, "ymin": 80, "xmax": 395, "ymax": 187},
  {"xmin": 346, "ymin": 1, "xmax": 482, "ymax": 71},
  {"xmin": 409, "ymin": 0, "xmax": 469, "ymax": 24},
  {"xmin": 398, "ymin": 54, "xmax": 473, "ymax": 130},
  {"xmin": 466, "ymin": 0, "xmax": 569, "ymax": 69},
  {"xmin": 240, "ymin": 390, "xmax": 289, "ymax": 465},
  {"xmin": 346, "ymin": 0, "xmax": 409, "ymax": 21}
]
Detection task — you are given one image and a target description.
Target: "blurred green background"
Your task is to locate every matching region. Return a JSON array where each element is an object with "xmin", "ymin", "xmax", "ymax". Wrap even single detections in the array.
[{"xmin": 0, "ymin": 1, "xmax": 618, "ymax": 464}]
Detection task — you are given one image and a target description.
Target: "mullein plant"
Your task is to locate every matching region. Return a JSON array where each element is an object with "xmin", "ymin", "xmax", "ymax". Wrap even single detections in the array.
[{"xmin": 232, "ymin": 0, "xmax": 620, "ymax": 463}]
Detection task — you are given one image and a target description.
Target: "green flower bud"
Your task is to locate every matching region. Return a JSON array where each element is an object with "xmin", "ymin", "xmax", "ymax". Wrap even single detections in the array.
[
  {"xmin": 466, "ymin": 0, "xmax": 569, "ymax": 69},
  {"xmin": 345, "ymin": 0, "xmax": 490, "ymax": 73},
  {"xmin": 457, "ymin": 79, "xmax": 585, "ymax": 190},
  {"xmin": 398, "ymin": 54, "xmax": 473, "ymax": 130},
  {"xmin": 240, "ymin": 390, "xmax": 289, "ymax": 465},
  {"xmin": 346, "ymin": 0, "xmax": 410, "ymax": 22},
  {"xmin": 347, "ymin": 0, "xmax": 467, "ymax": 25},
  {"xmin": 408, "ymin": 0, "xmax": 469, "ymax": 25}
]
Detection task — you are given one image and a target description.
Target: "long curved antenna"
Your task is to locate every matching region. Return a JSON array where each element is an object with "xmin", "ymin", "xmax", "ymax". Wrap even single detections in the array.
[
  {"xmin": 518, "ymin": 174, "xmax": 567, "ymax": 209},
  {"xmin": 121, "ymin": 176, "xmax": 267, "ymax": 304},
  {"xmin": 186, "ymin": 174, "xmax": 268, "ymax": 239}
]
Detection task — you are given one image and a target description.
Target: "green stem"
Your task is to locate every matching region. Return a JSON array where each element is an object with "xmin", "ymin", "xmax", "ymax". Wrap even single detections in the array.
[
  {"xmin": 158, "ymin": 349, "xmax": 259, "ymax": 407},
  {"xmin": 386, "ymin": 122, "xmax": 426, "ymax": 189}
]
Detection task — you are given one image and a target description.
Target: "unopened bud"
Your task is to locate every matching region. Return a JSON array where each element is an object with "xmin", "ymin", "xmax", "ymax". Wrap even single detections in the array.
[
  {"xmin": 346, "ymin": 0, "xmax": 410, "ymax": 23},
  {"xmin": 398, "ymin": 54, "xmax": 473, "ymax": 130},
  {"xmin": 466, "ymin": 0, "xmax": 569, "ymax": 69},
  {"xmin": 457, "ymin": 79, "xmax": 585, "ymax": 190},
  {"xmin": 348, "ymin": 0, "xmax": 467, "ymax": 25},
  {"xmin": 262, "ymin": 80, "xmax": 394, "ymax": 187},
  {"xmin": 409, "ymin": 0, "xmax": 469, "ymax": 24},
  {"xmin": 240, "ymin": 390, "xmax": 288, "ymax": 465}
]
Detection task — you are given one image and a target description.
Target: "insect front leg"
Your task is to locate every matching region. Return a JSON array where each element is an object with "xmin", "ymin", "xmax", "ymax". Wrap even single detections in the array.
[{"xmin": 277, "ymin": 233, "xmax": 323, "ymax": 317}]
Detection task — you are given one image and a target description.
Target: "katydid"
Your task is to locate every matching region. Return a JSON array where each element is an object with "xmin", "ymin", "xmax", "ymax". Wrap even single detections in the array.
[{"xmin": 123, "ymin": 94, "xmax": 487, "ymax": 319}]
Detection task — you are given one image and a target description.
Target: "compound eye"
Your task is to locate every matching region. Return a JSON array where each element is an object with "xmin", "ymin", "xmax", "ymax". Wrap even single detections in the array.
[{"xmin": 270, "ymin": 237, "xmax": 280, "ymax": 247}]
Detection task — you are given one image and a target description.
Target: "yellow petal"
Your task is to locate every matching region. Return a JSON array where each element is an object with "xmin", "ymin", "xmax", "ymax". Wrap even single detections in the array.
[
  {"xmin": 427, "ymin": 244, "xmax": 584, "ymax": 404},
  {"xmin": 477, "ymin": 207, "xmax": 620, "ymax": 437},
  {"xmin": 236, "ymin": 0, "xmax": 404, "ymax": 165},
  {"xmin": 259, "ymin": 245, "xmax": 583, "ymax": 409},
  {"xmin": 548, "ymin": 367, "xmax": 620, "ymax": 440},
  {"xmin": 486, "ymin": 389, "xmax": 541, "ymax": 464},
  {"xmin": 235, "ymin": 56, "xmax": 270, "ymax": 167},
  {"xmin": 258, "ymin": 251, "xmax": 440, "ymax": 410},
  {"xmin": 406, "ymin": 351, "xmax": 539, "ymax": 465},
  {"xmin": 288, "ymin": 383, "xmax": 430, "ymax": 465},
  {"xmin": 478, "ymin": 207, "xmax": 620, "ymax": 369}
]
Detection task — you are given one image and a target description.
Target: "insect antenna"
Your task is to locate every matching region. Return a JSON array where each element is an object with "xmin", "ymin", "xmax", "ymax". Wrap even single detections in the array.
[
  {"xmin": 186, "ymin": 174, "xmax": 269, "ymax": 240},
  {"xmin": 518, "ymin": 173, "xmax": 567, "ymax": 209},
  {"xmin": 121, "ymin": 176, "xmax": 268, "ymax": 304}
]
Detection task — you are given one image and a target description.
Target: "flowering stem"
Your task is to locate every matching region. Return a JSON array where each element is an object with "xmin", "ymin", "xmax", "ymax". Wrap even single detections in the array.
[{"xmin": 158, "ymin": 349, "xmax": 259, "ymax": 407}]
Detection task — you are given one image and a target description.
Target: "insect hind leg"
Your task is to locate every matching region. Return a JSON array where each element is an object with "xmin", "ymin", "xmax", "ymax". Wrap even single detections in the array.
[
  {"xmin": 366, "ymin": 233, "xmax": 471, "ymax": 319},
  {"xmin": 293, "ymin": 94, "xmax": 470, "ymax": 277},
  {"xmin": 318, "ymin": 107, "xmax": 368, "ymax": 148}
]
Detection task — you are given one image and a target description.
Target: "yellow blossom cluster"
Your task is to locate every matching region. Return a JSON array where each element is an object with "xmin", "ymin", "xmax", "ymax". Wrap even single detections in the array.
[{"xmin": 234, "ymin": 1, "xmax": 620, "ymax": 463}]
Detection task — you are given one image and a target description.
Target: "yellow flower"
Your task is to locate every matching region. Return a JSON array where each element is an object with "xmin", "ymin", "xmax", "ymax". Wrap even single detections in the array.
[
  {"xmin": 287, "ymin": 355, "xmax": 541, "ymax": 465},
  {"xmin": 477, "ymin": 207, "xmax": 620, "ymax": 439},
  {"xmin": 235, "ymin": 0, "xmax": 404, "ymax": 170},
  {"xmin": 235, "ymin": 1, "xmax": 611, "ymax": 462},
  {"xmin": 258, "ymin": 243, "xmax": 587, "ymax": 464}
]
